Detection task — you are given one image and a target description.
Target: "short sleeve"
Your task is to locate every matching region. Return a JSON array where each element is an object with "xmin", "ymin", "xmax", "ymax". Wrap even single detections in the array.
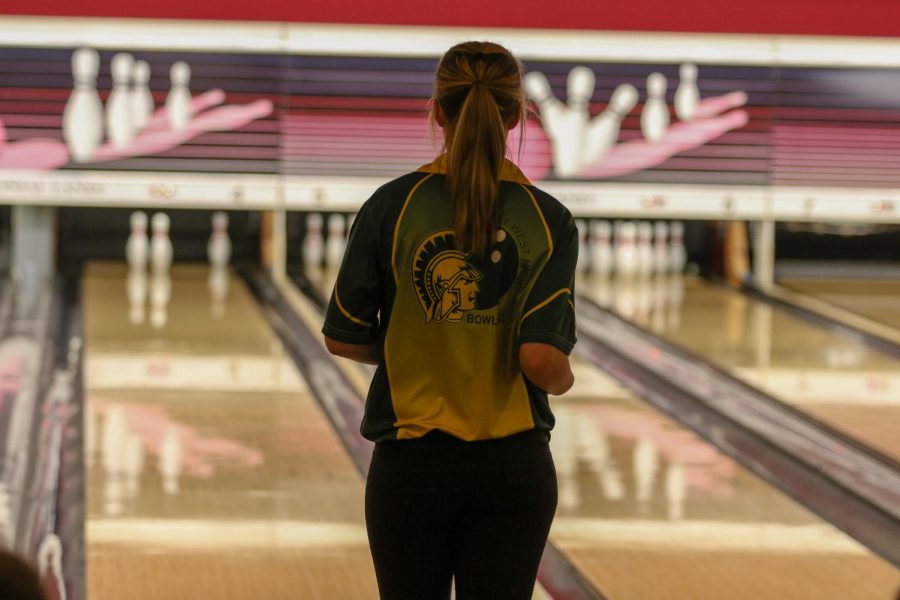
[
  {"xmin": 518, "ymin": 212, "xmax": 577, "ymax": 354},
  {"xmin": 322, "ymin": 201, "xmax": 383, "ymax": 344}
]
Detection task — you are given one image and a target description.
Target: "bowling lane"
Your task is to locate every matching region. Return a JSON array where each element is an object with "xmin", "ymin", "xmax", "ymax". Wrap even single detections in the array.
[
  {"xmin": 550, "ymin": 358, "xmax": 900, "ymax": 599},
  {"xmin": 579, "ymin": 274, "xmax": 900, "ymax": 462},
  {"xmin": 82, "ymin": 263, "xmax": 377, "ymax": 600},
  {"xmin": 780, "ymin": 278, "xmax": 900, "ymax": 331},
  {"xmin": 300, "ymin": 267, "xmax": 900, "ymax": 598}
]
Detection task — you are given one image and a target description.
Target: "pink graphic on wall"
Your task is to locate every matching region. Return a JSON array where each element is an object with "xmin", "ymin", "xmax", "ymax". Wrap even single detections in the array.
[{"xmin": 0, "ymin": 48, "xmax": 274, "ymax": 171}]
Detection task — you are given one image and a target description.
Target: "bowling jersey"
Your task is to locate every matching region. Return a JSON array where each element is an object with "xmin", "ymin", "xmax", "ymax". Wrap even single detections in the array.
[{"xmin": 322, "ymin": 156, "xmax": 577, "ymax": 442}]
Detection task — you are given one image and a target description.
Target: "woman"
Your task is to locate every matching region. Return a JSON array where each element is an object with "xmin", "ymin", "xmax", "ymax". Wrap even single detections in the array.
[{"xmin": 322, "ymin": 41, "xmax": 577, "ymax": 599}]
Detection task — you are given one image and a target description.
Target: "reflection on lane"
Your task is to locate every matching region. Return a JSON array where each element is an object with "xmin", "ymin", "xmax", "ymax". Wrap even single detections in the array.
[
  {"xmin": 782, "ymin": 278, "xmax": 900, "ymax": 331},
  {"xmin": 83, "ymin": 263, "xmax": 378, "ymax": 600},
  {"xmin": 579, "ymin": 273, "xmax": 900, "ymax": 462},
  {"xmin": 303, "ymin": 265, "xmax": 900, "ymax": 598},
  {"xmin": 553, "ymin": 359, "xmax": 900, "ymax": 600}
]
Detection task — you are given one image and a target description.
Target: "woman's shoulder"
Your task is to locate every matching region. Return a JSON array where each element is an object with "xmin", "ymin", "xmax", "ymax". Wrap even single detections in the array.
[
  {"xmin": 512, "ymin": 182, "xmax": 575, "ymax": 230},
  {"xmin": 363, "ymin": 171, "xmax": 435, "ymax": 212}
]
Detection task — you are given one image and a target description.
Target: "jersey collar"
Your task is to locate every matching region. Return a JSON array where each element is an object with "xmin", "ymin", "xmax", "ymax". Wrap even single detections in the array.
[{"xmin": 416, "ymin": 155, "xmax": 532, "ymax": 185}]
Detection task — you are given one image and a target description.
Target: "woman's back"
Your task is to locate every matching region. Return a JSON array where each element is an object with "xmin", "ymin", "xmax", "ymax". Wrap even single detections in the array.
[{"xmin": 323, "ymin": 154, "xmax": 577, "ymax": 441}]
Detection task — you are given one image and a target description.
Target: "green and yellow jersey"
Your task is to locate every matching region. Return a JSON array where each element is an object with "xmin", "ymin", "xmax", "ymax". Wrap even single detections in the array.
[{"xmin": 322, "ymin": 156, "xmax": 577, "ymax": 442}]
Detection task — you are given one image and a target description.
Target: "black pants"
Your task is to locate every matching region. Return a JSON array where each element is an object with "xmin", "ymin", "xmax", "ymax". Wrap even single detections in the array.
[{"xmin": 365, "ymin": 428, "xmax": 558, "ymax": 600}]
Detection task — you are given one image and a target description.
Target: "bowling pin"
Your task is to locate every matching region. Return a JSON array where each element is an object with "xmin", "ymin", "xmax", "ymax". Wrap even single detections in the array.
[
  {"xmin": 637, "ymin": 221, "xmax": 655, "ymax": 277},
  {"xmin": 669, "ymin": 221, "xmax": 687, "ymax": 273},
  {"xmin": 589, "ymin": 220, "xmax": 614, "ymax": 278},
  {"xmin": 149, "ymin": 272, "xmax": 172, "ymax": 329},
  {"xmin": 63, "ymin": 48, "xmax": 103, "ymax": 162},
  {"xmin": 583, "ymin": 83, "xmax": 638, "ymax": 165},
  {"xmin": 106, "ymin": 53, "xmax": 135, "ymax": 148},
  {"xmin": 165, "ymin": 61, "xmax": 192, "ymax": 131},
  {"xmin": 125, "ymin": 211, "xmax": 150, "ymax": 271},
  {"xmin": 207, "ymin": 211, "xmax": 231, "ymax": 268},
  {"xmin": 665, "ymin": 462, "xmax": 687, "ymax": 521},
  {"xmin": 159, "ymin": 426, "xmax": 182, "ymax": 495},
  {"xmin": 303, "ymin": 212, "xmax": 324, "ymax": 270},
  {"xmin": 208, "ymin": 265, "xmax": 229, "ymax": 319},
  {"xmin": 325, "ymin": 213, "xmax": 347, "ymax": 270},
  {"xmin": 101, "ymin": 406, "xmax": 126, "ymax": 516},
  {"xmin": 633, "ymin": 438, "xmax": 659, "ymax": 504},
  {"xmin": 130, "ymin": 60, "xmax": 154, "ymax": 132},
  {"xmin": 653, "ymin": 221, "xmax": 670, "ymax": 274},
  {"xmin": 574, "ymin": 219, "xmax": 589, "ymax": 274},
  {"xmin": 640, "ymin": 73, "xmax": 669, "ymax": 143},
  {"xmin": 524, "ymin": 67, "xmax": 593, "ymax": 178},
  {"xmin": 150, "ymin": 213, "xmax": 173, "ymax": 274},
  {"xmin": 674, "ymin": 63, "xmax": 700, "ymax": 122},
  {"xmin": 125, "ymin": 268, "xmax": 148, "ymax": 325},
  {"xmin": 550, "ymin": 406, "xmax": 580, "ymax": 510},
  {"xmin": 614, "ymin": 221, "xmax": 639, "ymax": 278}
]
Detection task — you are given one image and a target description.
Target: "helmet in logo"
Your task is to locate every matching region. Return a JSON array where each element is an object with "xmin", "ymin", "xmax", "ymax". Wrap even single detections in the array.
[{"xmin": 412, "ymin": 231, "xmax": 482, "ymax": 323}]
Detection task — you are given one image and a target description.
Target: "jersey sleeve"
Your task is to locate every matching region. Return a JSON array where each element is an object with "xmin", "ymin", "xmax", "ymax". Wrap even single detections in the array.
[
  {"xmin": 322, "ymin": 201, "xmax": 383, "ymax": 344},
  {"xmin": 518, "ymin": 210, "xmax": 578, "ymax": 354}
]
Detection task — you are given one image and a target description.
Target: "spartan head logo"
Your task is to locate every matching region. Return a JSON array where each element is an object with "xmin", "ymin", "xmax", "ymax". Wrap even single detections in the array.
[{"xmin": 412, "ymin": 231, "xmax": 482, "ymax": 323}]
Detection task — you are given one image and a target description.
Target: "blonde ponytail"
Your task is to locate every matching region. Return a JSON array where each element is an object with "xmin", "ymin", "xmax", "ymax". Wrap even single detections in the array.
[{"xmin": 431, "ymin": 42, "xmax": 526, "ymax": 257}]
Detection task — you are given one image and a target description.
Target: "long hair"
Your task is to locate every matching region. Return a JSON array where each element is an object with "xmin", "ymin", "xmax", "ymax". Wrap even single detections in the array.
[{"xmin": 429, "ymin": 42, "xmax": 526, "ymax": 256}]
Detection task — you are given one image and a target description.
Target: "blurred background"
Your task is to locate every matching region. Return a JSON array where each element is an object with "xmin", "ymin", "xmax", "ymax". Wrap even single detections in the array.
[{"xmin": 0, "ymin": 2, "xmax": 898, "ymax": 599}]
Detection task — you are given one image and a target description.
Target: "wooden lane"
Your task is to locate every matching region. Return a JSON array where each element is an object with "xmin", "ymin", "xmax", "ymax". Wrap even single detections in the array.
[
  {"xmin": 579, "ymin": 274, "xmax": 900, "ymax": 463},
  {"xmin": 82, "ymin": 263, "xmax": 378, "ymax": 600},
  {"xmin": 551, "ymin": 358, "xmax": 900, "ymax": 599}
]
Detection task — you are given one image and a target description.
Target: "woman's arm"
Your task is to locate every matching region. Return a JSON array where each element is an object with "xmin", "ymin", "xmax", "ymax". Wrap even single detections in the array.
[
  {"xmin": 324, "ymin": 336, "xmax": 382, "ymax": 365},
  {"xmin": 519, "ymin": 342, "xmax": 574, "ymax": 396}
]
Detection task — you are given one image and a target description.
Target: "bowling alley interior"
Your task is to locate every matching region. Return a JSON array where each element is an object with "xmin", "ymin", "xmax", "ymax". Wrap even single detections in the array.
[{"xmin": 1, "ymin": 1, "xmax": 899, "ymax": 599}]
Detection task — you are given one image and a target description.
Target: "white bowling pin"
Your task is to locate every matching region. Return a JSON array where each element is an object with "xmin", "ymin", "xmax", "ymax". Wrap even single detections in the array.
[
  {"xmin": 165, "ymin": 61, "xmax": 192, "ymax": 131},
  {"xmin": 125, "ymin": 268, "xmax": 148, "ymax": 325},
  {"xmin": 101, "ymin": 406, "xmax": 126, "ymax": 516},
  {"xmin": 669, "ymin": 221, "xmax": 687, "ymax": 273},
  {"xmin": 615, "ymin": 221, "xmax": 639, "ymax": 278},
  {"xmin": 325, "ymin": 213, "xmax": 347, "ymax": 269},
  {"xmin": 303, "ymin": 213, "xmax": 324, "ymax": 270},
  {"xmin": 637, "ymin": 221, "xmax": 655, "ymax": 277},
  {"xmin": 574, "ymin": 219, "xmax": 589, "ymax": 274},
  {"xmin": 208, "ymin": 265, "xmax": 229, "ymax": 319},
  {"xmin": 589, "ymin": 220, "xmax": 614, "ymax": 278},
  {"xmin": 159, "ymin": 426, "xmax": 182, "ymax": 495},
  {"xmin": 583, "ymin": 83, "xmax": 638, "ymax": 165},
  {"xmin": 665, "ymin": 462, "xmax": 687, "ymax": 521},
  {"xmin": 150, "ymin": 213, "xmax": 173, "ymax": 274},
  {"xmin": 125, "ymin": 211, "xmax": 150, "ymax": 271},
  {"xmin": 524, "ymin": 68, "xmax": 594, "ymax": 178},
  {"xmin": 63, "ymin": 48, "xmax": 103, "ymax": 162},
  {"xmin": 130, "ymin": 60, "xmax": 154, "ymax": 132},
  {"xmin": 674, "ymin": 63, "xmax": 700, "ymax": 122},
  {"xmin": 633, "ymin": 438, "xmax": 659, "ymax": 503},
  {"xmin": 207, "ymin": 211, "xmax": 231, "ymax": 268},
  {"xmin": 653, "ymin": 221, "xmax": 670, "ymax": 274},
  {"xmin": 550, "ymin": 406, "xmax": 580, "ymax": 510},
  {"xmin": 641, "ymin": 73, "xmax": 670, "ymax": 143},
  {"xmin": 149, "ymin": 272, "xmax": 172, "ymax": 329},
  {"xmin": 106, "ymin": 53, "xmax": 135, "ymax": 148}
]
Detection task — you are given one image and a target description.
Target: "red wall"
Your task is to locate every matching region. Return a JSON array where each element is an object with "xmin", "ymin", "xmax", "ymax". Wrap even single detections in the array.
[{"xmin": 5, "ymin": 0, "xmax": 900, "ymax": 38}]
